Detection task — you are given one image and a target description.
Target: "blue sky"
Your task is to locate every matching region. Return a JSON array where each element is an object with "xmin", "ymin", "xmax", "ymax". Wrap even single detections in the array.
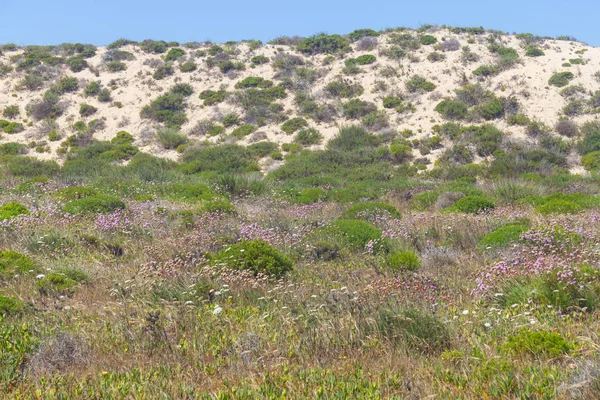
[{"xmin": 1, "ymin": 0, "xmax": 598, "ymax": 46}]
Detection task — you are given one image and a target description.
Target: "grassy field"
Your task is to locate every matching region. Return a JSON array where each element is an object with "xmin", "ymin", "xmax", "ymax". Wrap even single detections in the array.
[{"xmin": 1, "ymin": 124, "xmax": 600, "ymax": 398}]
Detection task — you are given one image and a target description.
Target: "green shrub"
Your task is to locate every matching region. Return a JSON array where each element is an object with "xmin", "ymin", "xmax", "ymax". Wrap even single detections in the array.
[
  {"xmin": 199, "ymin": 89, "xmax": 228, "ymax": 106},
  {"xmin": 3, "ymin": 105, "xmax": 19, "ymax": 119},
  {"xmin": 63, "ymin": 195, "xmax": 125, "ymax": 215},
  {"xmin": 355, "ymin": 54, "xmax": 376, "ymax": 65},
  {"xmin": 231, "ymin": 124, "xmax": 257, "ymax": 139},
  {"xmin": 281, "ymin": 117, "xmax": 308, "ymax": 134},
  {"xmin": 140, "ymin": 85, "xmax": 193, "ymax": 128},
  {"xmin": 235, "ymin": 76, "xmax": 273, "ymax": 89},
  {"xmin": 330, "ymin": 219, "xmax": 383, "ymax": 250},
  {"xmin": 140, "ymin": 39, "xmax": 168, "ymax": 54},
  {"xmin": 251, "ymin": 55, "xmax": 269, "ymax": 65},
  {"xmin": 0, "ymin": 295, "xmax": 25, "ymax": 316},
  {"xmin": 157, "ymin": 128, "xmax": 189, "ymax": 149},
  {"xmin": 536, "ymin": 199, "xmax": 582, "ymax": 215},
  {"xmin": 0, "ymin": 142, "xmax": 28, "ymax": 156},
  {"xmin": 503, "ymin": 329, "xmax": 575, "ymax": 358},
  {"xmin": 0, "ymin": 250, "xmax": 38, "ymax": 279},
  {"xmin": 478, "ymin": 224, "xmax": 529, "ymax": 249},
  {"xmin": 435, "ymin": 100, "xmax": 468, "ymax": 119},
  {"xmin": 37, "ymin": 269, "xmax": 89, "ymax": 296},
  {"xmin": 341, "ymin": 202, "xmax": 401, "ymax": 220},
  {"xmin": 111, "ymin": 130, "xmax": 134, "ymax": 145},
  {"xmin": 56, "ymin": 186, "xmax": 98, "ymax": 201},
  {"xmin": 79, "ymin": 103, "xmax": 97, "ymax": 117},
  {"xmin": 419, "ymin": 35, "xmax": 437, "ymax": 45},
  {"xmin": 201, "ymin": 198, "xmax": 235, "ymax": 214},
  {"xmin": 295, "ymin": 128, "xmax": 322, "ymax": 145},
  {"xmin": 348, "ymin": 28, "xmax": 379, "ymax": 41},
  {"xmin": 377, "ymin": 308, "xmax": 450, "ymax": 352},
  {"xmin": 445, "ymin": 195, "xmax": 495, "ymax": 214},
  {"xmin": 382, "ymin": 96, "xmax": 403, "ymax": 109},
  {"xmin": 106, "ymin": 60, "xmax": 126, "ymax": 72},
  {"xmin": 180, "ymin": 144, "xmax": 259, "ymax": 174},
  {"xmin": 6, "ymin": 156, "xmax": 60, "ymax": 177},
  {"xmin": 2, "ymin": 122, "xmax": 24, "ymax": 134},
  {"xmin": 180, "ymin": 61, "xmax": 197, "ymax": 72},
  {"xmin": 581, "ymin": 151, "xmax": 600, "ymax": 171},
  {"xmin": 164, "ymin": 48, "xmax": 185, "ymax": 61},
  {"xmin": 472, "ymin": 65, "xmax": 499, "ymax": 77},
  {"xmin": 0, "ymin": 202, "xmax": 29, "ymax": 221},
  {"xmin": 324, "ymin": 80, "xmax": 363, "ymax": 98},
  {"xmin": 297, "ymin": 34, "xmax": 350, "ymax": 55},
  {"xmin": 153, "ymin": 64, "xmax": 174, "ymax": 80},
  {"xmin": 67, "ymin": 57, "xmax": 87, "ymax": 72},
  {"xmin": 84, "ymin": 81, "xmax": 101, "ymax": 97},
  {"xmin": 342, "ymin": 99, "xmax": 377, "ymax": 119},
  {"xmin": 525, "ymin": 47, "xmax": 545, "ymax": 57},
  {"xmin": 406, "ymin": 76, "xmax": 436, "ymax": 93},
  {"xmin": 221, "ymin": 113, "xmax": 240, "ymax": 127},
  {"xmin": 210, "ymin": 240, "xmax": 292, "ymax": 278},
  {"xmin": 549, "ymin": 72, "xmax": 574, "ymax": 87},
  {"xmin": 386, "ymin": 251, "xmax": 421, "ymax": 271}
]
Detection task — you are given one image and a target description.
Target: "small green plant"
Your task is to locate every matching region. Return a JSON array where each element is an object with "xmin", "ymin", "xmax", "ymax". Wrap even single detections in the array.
[
  {"xmin": 419, "ymin": 35, "xmax": 437, "ymax": 45},
  {"xmin": 106, "ymin": 60, "xmax": 126, "ymax": 72},
  {"xmin": 295, "ymin": 128, "xmax": 322, "ymax": 145},
  {"xmin": 56, "ymin": 186, "xmax": 99, "ymax": 201},
  {"xmin": 435, "ymin": 100, "xmax": 468, "ymax": 119},
  {"xmin": 329, "ymin": 219, "xmax": 384, "ymax": 251},
  {"xmin": 157, "ymin": 128, "xmax": 189, "ymax": 149},
  {"xmin": 386, "ymin": 251, "xmax": 421, "ymax": 271},
  {"xmin": 0, "ymin": 202, "xmax": 30, "ymax": 220},
  {"xmin": 297, "ymin": 34, "xmax": 350, "ymax": 55},
  {"xmin": 164, "ymin": 48, "xmax": 185, "ymax": 61},
  {"xmin": 0, "ymin": 295, "xmax": 25, "ymax": 316},
  {"xmin": 230, "ymin": 124, "xmax": 257, "ymax": 139},
  {"xmin": 445, "ymin": 196, "xmax": 495, "ymax": 214},
  {"xmin": 2, "ymin": 105, "xmax": 19, "ymax": 119},
  {"xmin": 251, "ymin": 55, "xmax": 269, "ymax": 65},
  {"xmin": 199, "ymin": 89, "xmax": 228, "ymax": 106},
  {"xmin": 0, "ymin": 250, "xmax": 38, "ymax": 279},
  {"xmin": 180, "ymin": 61, "xmax": 197, "ymax": 72},
  {"xmin": 342, "ymin": 99, "xmax": 377, "ymax": 119},
  {"xmin": 406, "ymin": 76, "xmax": 436, "ymax": 93},
  {"xmin": 324, "ymin": 80, "xmax": 364, "ymax": 98},
  {"xmin": 38, "ymin": 268, "xmax": 90, "ymax": 296},
  {"xmin": 478, "ymin": 224, "xmax": 529, "ymax": 249},
  {"xmin": 581, "ymin": 151, "xmax": 600, "ymax": 171},
  {"xmin": 341, "ymin": 202, "xmax": 402, "ymax": 220},
  {"xmin": 281, "ymin": 117, "xmax": 308, "ymax": 134},
  {"xmin": 525, "ymin": 47, "xmax": 545, "ymax": 57},
  {"xmin": 210, "ymin": 240, "xmax": 293, "ymax": 278},
  {"xmin": 79, "ymin": 103, "xmax": 97, "ymax": 117},
  {"xmin": 549, "ymin": 72, "xmax": 574, "ymax": 87},
  {"xmin": 355, "ymin": 54, "xmax": 376, "ymax": 65},
  {"xmin": 503, "ymin": 328, "xmax": 575, "ymax": 358},
  {"xmin": 536, "ymin": 199, "xmax": 582, "ymax": 215},
  {"xmin": 62, "ymin": 195, "xmax": 126, "ymax": 215}
]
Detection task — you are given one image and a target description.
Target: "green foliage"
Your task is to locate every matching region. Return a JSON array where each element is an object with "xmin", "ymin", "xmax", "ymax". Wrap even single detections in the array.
[
  {"xmin": 235, "ymin": 76, "xmax": 273, "ymax": 89},
  {"xmin": 56, "ymin": 186, "xmax": 99, "ymax": 201},
  {"xmin": 38, "ymin": 269, "xmax": 89, "ymax": 296},
  {"xmin": 435, "ymin": 100, "xmax": 468, "ymax": 119},
  {"xmin": 179, "ymin": 61, "xmax": 197, "ymax": 72},
  {"xmin": 111, "ymin": 131, "xmax": 134, "ymax": 145},
  {"xmin": 0, "ymin": 202, "xmax": 30, "ymax": 221},
  {"xmin": 342, "ymin": 99, "xmax": 377, "ymax": 119},
  {"xmin": 549, "ymin": 72, "xmax": 574, "ymax": 87},
  {"xmin": 230, "ymin": 124, "xmax": 257, "ymax": 139},
  {"xmin": 250, "ymin": 55, "xmax": 269, "ymax": 65},
  {"xmin": 478, "ymin": 224, "xmax": 529, "ymax": 249},
  {"xmin": 294, "ymin": 128, "xmax": 322, "ymax": 145},
  {"xmin": 406, "ymin": 76, "xmax": 436, "ymax": 93},
  {"xmin": 199, "ymin": 89, "xmax": 228, "ymax": 106},
  {"xmin": 341, "ymin": 202, "xmax": 402, "ymax": 220},
  {"xmin": 210, "ymin": 240, "xmax": 293, "ymax": 278},
  {"xmin": 329, "ymin": 219, "xmax": 383, "ymax": 250},
  {"xmin": 0, "ymin": 295, "xmax": 25, "ymax": 316},
  {"xmin": 489, "ymin": 45, "xmax": 520, "ymax": 69},
  {"xmin": 180, "ymin": 144, "xmax": 260, "ymax": 174},
  {"xmin": 0, "ymin": 142, "xmax": 28, "ymax": 156},
  {"xmin": 2, "ymin": 121, "xmax": 24, "ymax": 134},
  {"xmin": 472, "ymin": 65, "xmax": 499, "ymax": 77},
  {"xmin": 67, "ymin": 57, "xmax": 87, "ymax": 72},
  {"xmin": 325, "ymin": 80, "xmax": 364, "ymax": 98},
  {"xmin": 140, "ymin": 85, "xmax": 193, "ymax": 128},
  {"xmin": 140, "ymin": 40, "xmax": 168, "ymax": 54},
  {"xmin": 355, "ymin": 54, "xmax": 376, "ymax": 65},
  {"xmin": 164, "ymin": 48, "xmax": 185, "ymax": 61},
  {"xmin": 62, "ymin": 195, "xmax": 126, "ymax": 215},
  {"xmin": 3, "ymin": 105, "xmax": 19, "ymax": 119},
  {"xmin": 79, "ymin": 103, "xmax": 97, "ymax": 117},
  {"xmin": 503, "ymin": 329, "xmax": 574, "ymax": 358},
  {"xmin": 84, "ymin": 81, "xmax": 101, "ymax": 97},
  {"xmin": 106, "ymin": 60, "xmax": 126, "ymax": 72},
  {"xmin": 347, "ymin": 28, "xmax": 379, "ymax": 42},
  {"xmin": 0, "ymin": 250, "xmax": 37, "ymax": 279},
  {"xmin": 377, "ymin": 308, "xmax": 450, "ymax": 352},
  {"xmin": 297, "ymin": 34, "xmax": 350, "ymax": 55},
  {"xmin": 156, "ymin": 128, "xmax": 189, "ymax": 149},
  {"xmin": 386, "ymin": 251, "xmax": 421, "ymax": 271},
  {"xmin": 382, "ymin": 96, "xmax": 403, "ymax": 109},
  {"xmin": 281, "ymin": 117, "xmax": 308, "ymax": 134},
  {"xmin": 582, "ymin": 151, "xmax": 600, "ymax": 171},
  {"xmin": 153, "ymin": 64, "xmax": 174, "ymax": 80},
  {"xmin": 419, "ymin": 35, "xmax": 437, "ymax": 45},
  {"xmin": 525, "ymin": 47, "xmax": 545, "ymax": 57},
  {"xmin": 445, "ymin": 195, "xmax": 495, "ymax": 214},
  {"xmin": 536, "ymin": 199, "xmax": 582, "ymax": 215}
]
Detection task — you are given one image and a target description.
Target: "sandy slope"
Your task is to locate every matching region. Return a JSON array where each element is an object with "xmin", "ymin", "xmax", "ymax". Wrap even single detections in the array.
[{"xmin": 0, "ymin": 28, "xmax": 598, "ymax": 171}]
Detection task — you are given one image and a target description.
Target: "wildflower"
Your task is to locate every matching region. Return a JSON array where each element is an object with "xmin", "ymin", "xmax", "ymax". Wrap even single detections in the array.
[
  {"xmin": 462, "ymin": 309, "xmax": 469, "ymax": 315},
  {"xmin": 484, "ymin": 322, "xmax": 491, "ymax": 328},
  {"xmin": 213, "ymin": 305, "xmax": 223, "ymax": 315}
]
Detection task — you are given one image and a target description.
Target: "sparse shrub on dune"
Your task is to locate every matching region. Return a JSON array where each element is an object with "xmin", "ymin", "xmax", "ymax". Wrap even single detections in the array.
[
  {"xmin": 62, "ymin": 195, "xmax": 125, "ymax": 215},
  {"xmin": 549, "ymin": 72, "xmax": 574, "ymax": 87}
]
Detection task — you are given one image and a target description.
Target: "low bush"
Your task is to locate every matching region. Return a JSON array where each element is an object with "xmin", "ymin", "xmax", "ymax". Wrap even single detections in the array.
[
  {"xmin": 329, "ymin": 219, "xmax": 383, "ymax": 251},
  {"xmin": 419, "ymin": 35, "xmax": 437, "ymax": 45},
  {"xmin": 38, "ymin": 268, "xmax": 90, "ymax": 296},
  {"xmin": 377, "ymin": 308, "xmax": 450, "ymax": 352},
  {"xmin": 0, "ymin": 250, "xmax": 38, "ymax": 279},
  {"xmin": 342, "ymin": 99, "xmax": 377, "ymax": 119},
  {"xmin": 435, "ymin": 100, "xmax": 468, "ymax": 119},
  {"xmin": 549, "ymin": 72, "xmax": 574, "ymax": 87},
  {"xmin": 62, "ymin": 195, "xmax": 126, "ymax": 215},
  {"xmin": 56, "ymin": 186, "xmax": 98, "ymax": 201},
  {"xmin": 386, "ymin": 251, "xmax": 421, "ymax": 271},
  {"xmin": 140, "ymin": 85, "xmax": 193, "ymax": 128},
  {"xmin": 406, "ymin": 76, "xmax": 436, "ymax": 93},
  {"xmin": 536, "ymin": 199, "xmax": 582, "ymax": 215},
  {"xmin": 79, "ymin": 103, "xmax": 97, "ymax": 117},
  {"xmin": 0, "ymin": 202, "xmax": 30, "ymax": 221},
  {"xmin": 199, "ymin": 89, "xmax": 228, "ymax": 106},
  {"xmin": 444, "ymin": 195, "xmax": 495, "ymax": 214},
  {"xmin": 3, "ymin": 105, "xmax": 19, "ymax": 119},
  {"xmin": 294, "ymin": 128, "xmax": 322, "ymax": 145},
  {"xmin": 157, "ymin": 128, "xmax": 189, "ymax": 149},
  {"xmin": 281, "ymin": 117, "xmax": 308, "ymax": 134},
  {"xmin": 478, "ymin": 224, "xmax": 529, "ymax": 249},
  {"xmin": 503, "ymin": 329, "xmax": 575, "ymax": 358},
  {"xmin": 210, "ymin": 240, "xmax": 293, "ymax": 278},
  {"xmin": 180, "ymin": 61, "xmax": 197, "ymax": 72},
  {"xmin": 297, "ymin": 34, "xmax": 350, "ymax": 55},
  {"xmin": 164, "ymin": 48, "xmax": 185, "ymax": 61},
  {"xmin": 355, "ymin": 54, "xmax": 376, "ymax": 65},
  {"xmin": 0, "ymin": 295, "xmax": 25, "ymax": 316},
  {"xmin": 582, "ymin": 151, "xmax": 600, "ymax": 171},
  {"xmin": 525, "ymin": 47, "xmax": 545, "ymax": 57},
  {"xmin": 230, "ymin": 124, "xmax": 257, "ymax": 139},
  {"xmin": 324, "ymin": 80, "xmax": 364, "ymax": 98}
]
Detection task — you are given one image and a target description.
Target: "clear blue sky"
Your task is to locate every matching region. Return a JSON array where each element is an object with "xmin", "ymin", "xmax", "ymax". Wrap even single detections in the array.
[{"xmin": 2, "ymin": 0, "xmax": 598, "ymax": 46}]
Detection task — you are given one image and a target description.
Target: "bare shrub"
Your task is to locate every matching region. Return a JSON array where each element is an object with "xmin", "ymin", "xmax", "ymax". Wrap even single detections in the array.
[
  {"xmin": 26, "ymin": 333, "xmax": 89, "ymax": 378},
  {"xmin": 555, "ymin": 119, "xmax": 579, "ymax": 137},
  {"xmin": 269, "ymin": 36, "xmax": 305, "ymax": 46},
  {"xmin": 248, "ymin": 131, "xmax": 268, "ymax": 143},
  {"xmin": 34, "ymin": 119, "xmax": 59, "ymax": 139},
  {"xmin": 440, "ymin": 38, "xmax": 461, "ymax": 52},
  {"xmin": 188, "ymin": 119, "xmax": 214, "ymax": 136},
  {"xmin": 356, "ymin": 37, "xmax": 378, "ymax": 51},
  {"xmin": 143, "ymin": 58, "xmax": 163, "ymax": 69}
]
